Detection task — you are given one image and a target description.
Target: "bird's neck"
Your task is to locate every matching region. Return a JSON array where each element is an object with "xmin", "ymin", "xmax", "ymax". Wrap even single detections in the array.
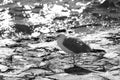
[
  {"xmin": 57, "ymin": 37, "xmax": 65, "ymax": 44},
  {"xmin": 57, "ymin": 37, "xmax": 65, "ymax": 49}
]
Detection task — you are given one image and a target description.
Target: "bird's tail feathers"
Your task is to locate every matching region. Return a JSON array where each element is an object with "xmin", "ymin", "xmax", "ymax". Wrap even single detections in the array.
[{"xmin": 90, "ymin": 49, "xmax": 106, "ymax": 53}]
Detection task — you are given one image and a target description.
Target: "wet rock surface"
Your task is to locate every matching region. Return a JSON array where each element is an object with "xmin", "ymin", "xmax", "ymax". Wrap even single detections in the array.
[{"xmin": 0, "ymin": 0, "xmax": 120, "ymax": 80}]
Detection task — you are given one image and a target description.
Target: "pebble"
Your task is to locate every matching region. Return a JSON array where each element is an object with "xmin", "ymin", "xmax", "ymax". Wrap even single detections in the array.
[{"xmin": 0, "ymin": 64, "xmax": 8, "ymax": 72}]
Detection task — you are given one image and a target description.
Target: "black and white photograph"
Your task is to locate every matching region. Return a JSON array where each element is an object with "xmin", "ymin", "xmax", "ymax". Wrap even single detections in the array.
[{"xmin": 0, "ymin": 0, "xmax": 120, "ymax": 80}]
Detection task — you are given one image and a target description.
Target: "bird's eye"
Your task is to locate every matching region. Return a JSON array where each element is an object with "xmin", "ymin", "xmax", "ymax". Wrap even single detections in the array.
[{"xmin": 57, "ymin": 35, "xmax": 61, "ymax": 38}]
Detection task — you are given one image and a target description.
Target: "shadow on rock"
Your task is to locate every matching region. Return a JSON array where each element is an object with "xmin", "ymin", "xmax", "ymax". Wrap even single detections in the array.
[{"xmin": 64, "ymin": 65, "xmax": 92, "ymax": 75}]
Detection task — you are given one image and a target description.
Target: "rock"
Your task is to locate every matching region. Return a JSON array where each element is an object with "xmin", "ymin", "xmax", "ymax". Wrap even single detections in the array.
[
  {"xmin": 36, "ymin": 77, "xmax": 51, "ymax": 80},
  {"xmin": 48, "ymin": 73, "xmax": 109, "ymax": 80},
  {"xmin": 85, "ymin": 74, "xmax": 109, "ymax": 80},
  {"xmin": 13, "ymin": 55, "xmax": 23, "ymax": 59},
  {"xmin": 31, "ymin": 32, "xmax": 41, "ymax": 38},
  {"xmin": 0, "ymin": 39, "xmax": 16, "ymax": 46},
  {"xmin": 0, "ymin": 64, "xmax": 9, "ymax": 72},
  {"xmin": 104, "ymin": 52, "xmax": 119, "ymax": 58},
  {"xmin": 39, "ymin": 62, "xmax": 47, "ymax": 66},
  {"xmin": 0, "ymin": 48, "xmax": 14, "ymax": 56},
  {"xmin": 40, "ymin": 27, "xmax": 50, "ymax": 34}
]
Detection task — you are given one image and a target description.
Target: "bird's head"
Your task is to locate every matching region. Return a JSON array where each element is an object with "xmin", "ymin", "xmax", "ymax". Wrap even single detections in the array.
[{"xmin": 56, "ymin": 33, "xmax": 66, "ymax": 40}]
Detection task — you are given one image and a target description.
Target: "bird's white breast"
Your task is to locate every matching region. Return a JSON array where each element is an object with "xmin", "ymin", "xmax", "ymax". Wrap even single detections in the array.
[{"xmin": 57, "ymin": 37, "xmax": 74, "ymax": 54}]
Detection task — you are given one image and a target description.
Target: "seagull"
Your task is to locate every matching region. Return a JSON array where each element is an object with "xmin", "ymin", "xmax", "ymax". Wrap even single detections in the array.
[{"xmin": 56, "ymin": 33, "xmax": 106, "ymax": 66}]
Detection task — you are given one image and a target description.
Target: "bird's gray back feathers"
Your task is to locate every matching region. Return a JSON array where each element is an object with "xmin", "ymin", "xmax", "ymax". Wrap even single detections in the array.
[{"xmin": 62, "ymin": 37, "xmax": 91, "ymax": 53}]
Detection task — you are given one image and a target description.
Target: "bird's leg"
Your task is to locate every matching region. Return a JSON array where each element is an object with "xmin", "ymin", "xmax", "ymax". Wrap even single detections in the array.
[{"xmin": 72, "ymin": 54, "xmax": 76, "ymax": 66}]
